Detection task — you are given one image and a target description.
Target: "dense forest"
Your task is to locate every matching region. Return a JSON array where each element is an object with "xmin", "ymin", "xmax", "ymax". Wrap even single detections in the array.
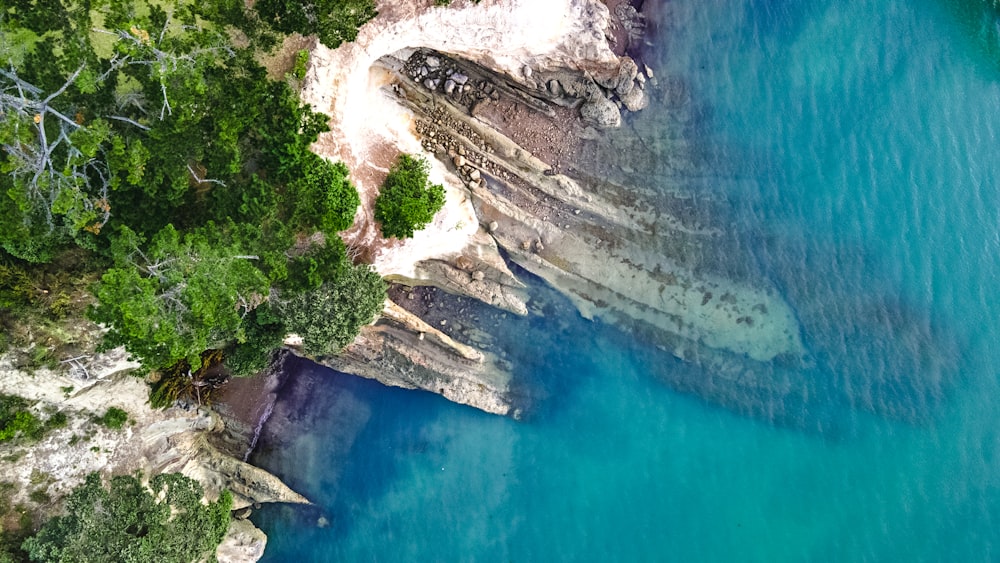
[
  {"xmin": 0, "ymin": 0, "xmax": 396, "ymax": 559},
  {"xmin": 0, "ymin": 0, "xmax": 388, "ymax": 397}
]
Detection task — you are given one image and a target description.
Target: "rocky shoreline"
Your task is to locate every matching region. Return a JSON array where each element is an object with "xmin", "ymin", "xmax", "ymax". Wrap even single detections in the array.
[
  {"xmin": 0, "ymin": 345, "xmax": 306, "ymax": 562},
  {"xmin": 0, "ymin": 2, "xmax": 805, "ymax": 561},
  {"xmin": 281, "ymin": 0, "xmax": 806, "ymax": 420}
]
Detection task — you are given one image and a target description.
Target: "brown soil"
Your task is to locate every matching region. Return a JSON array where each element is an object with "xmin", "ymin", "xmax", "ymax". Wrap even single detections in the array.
[
  {"xmin": 259, "ymin": 34, "xmax": 316, "ymax": 81},
  {"xmin": 470, "ymin": 97, "xmax": 584, "ymax": 174}
]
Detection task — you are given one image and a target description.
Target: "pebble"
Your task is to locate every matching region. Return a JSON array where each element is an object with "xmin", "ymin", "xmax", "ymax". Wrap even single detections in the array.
[
  {"xmin": 440, "ymin": 319, "xmax": 447, "ymax": 326},
  {"xmin": 453, "ymin": 155, "xmax": 466, "ymax": 167},
  {"xmin": 489, "ymin": 221, "xmax": 499, "ymax": 232},
  {"xmin": 468, "ymin": 168, "xmax": 481, "ymax": 181}
]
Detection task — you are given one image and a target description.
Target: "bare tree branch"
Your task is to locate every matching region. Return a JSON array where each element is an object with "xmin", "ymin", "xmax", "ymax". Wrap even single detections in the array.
[
  {"xmin": 187, "ymin": 164, "xmax": 226, "ymax": 187},
  {"xmin": 106, "ymin": 115, "xmax": 150, "ymax": 130}
]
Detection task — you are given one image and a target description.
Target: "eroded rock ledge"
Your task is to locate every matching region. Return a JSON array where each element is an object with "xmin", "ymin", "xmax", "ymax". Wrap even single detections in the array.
[
  {"xmin": 303, "ymin": 0, "xmax": 805, "ymax": 416},
  {"xmin": 295, "ymin": 300, "xmax": 520, "ymax": 417},
  {"xmin": 0, "ymin": 349, "xmax": 306, "ymax": 562}
]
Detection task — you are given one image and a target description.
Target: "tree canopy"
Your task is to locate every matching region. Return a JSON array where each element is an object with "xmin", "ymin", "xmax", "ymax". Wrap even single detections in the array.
[
  {"xmin": 21, "ymin": 472, "xmax": 232, "ymax": 563},
  {"xmin": 253, "ymin": 0, "xmax": 377, "ymax": 49},
  {"xmin": 279, "ymin": 263, "xmax": 386, "ymax": 356},
  {"xmin": 0, "ymin": 0, "xmax": 384, "ymax": 377},
  {"xmin": 374, "ymin": 154, "xmax": 446, "ymax": 239}
]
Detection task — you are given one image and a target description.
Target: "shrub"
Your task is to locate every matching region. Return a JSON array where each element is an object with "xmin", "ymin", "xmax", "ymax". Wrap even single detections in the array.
[
  {"xmin": 0, "ymin": 396, "xmax": 42, "ymax": 443},
  {"xmin": 224, "ymin": 306, "xmax": 286, "ymax": 377},
  {"xmin": 28, "ymin": 489, "xmax": 50, "ymax": 505},
  {"xmin": 21, "ymin": 472, "xmax": 232, "ymax": 563},
  {"xmin": 279, "ymin": 263, "xmax": 386, "ymax": 356},
  {"xmin": 97, "ymin": 408, "xmax": 128, "ymax": 430},
  {"xmin": 254, "ymin": 0, "xmax": 378, "ymax": 49},
  {"xmin": 292, "ymin": 49, "xmax": 309, "ymax": 80},
  {"xmin": 374, "ymin": 154, "xmax": 446, "ymax": 239}
]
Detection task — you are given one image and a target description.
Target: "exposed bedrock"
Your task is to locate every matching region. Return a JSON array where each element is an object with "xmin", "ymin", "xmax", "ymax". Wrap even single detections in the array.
[
  {"xmin": 299, "ymin": 300, "xmax": 520, "ymax": 417},
  {"xmin": 316, "ymin": 45, "xmax": 807, "ymax": 418},
  {"xmin": 387, "ymin": 228, "xmax": 530, "ymax": 316},
  {"xmin": 299, "ymin": 0, "xmax": 810, "ymax": 418},
  {"xmin": 386, "ymin": 49, "xmax": 805, "ymax": 365}
]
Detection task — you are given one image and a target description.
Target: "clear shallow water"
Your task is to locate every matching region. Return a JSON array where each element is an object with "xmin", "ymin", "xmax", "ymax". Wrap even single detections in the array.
[{"xmin": 252, "ymin": 0, "xmax": 1000, "ymax": 560}]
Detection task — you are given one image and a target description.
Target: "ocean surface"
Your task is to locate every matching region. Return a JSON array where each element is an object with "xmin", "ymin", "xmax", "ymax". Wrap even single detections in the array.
[{"xmin": 251, "ymin": 0, "xmax": 1000, "ymax": 560}]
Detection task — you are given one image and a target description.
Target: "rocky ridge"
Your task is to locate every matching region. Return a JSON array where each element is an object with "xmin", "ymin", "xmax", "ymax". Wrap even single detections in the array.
[
  {"xmin": 0, "ymin": 348, "xmax": 306, "ymax": 562},
  {"xmin": 300, "ymin": 0, "xmax": 805, "ymax": 415}
]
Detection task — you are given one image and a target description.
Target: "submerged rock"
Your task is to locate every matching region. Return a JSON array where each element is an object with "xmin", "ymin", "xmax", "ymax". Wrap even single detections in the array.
[{"xmin": 298, "ymin": 0, "xmax": 810, "ymax": 418}]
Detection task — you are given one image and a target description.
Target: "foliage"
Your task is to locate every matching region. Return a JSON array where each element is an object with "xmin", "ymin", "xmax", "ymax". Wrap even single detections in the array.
[
  {"xmin": 374, "ymin": 154, "xmax": 446, "ymax": 239},
  {"xmin": 1, "ymin": 0, "xmax": 379, "ymax": 381},
  {"xmin": 0, "ymin": 249, "xmax": 98, "ymax": 321},
  {"xmin": 0, "ymin": 396, "xmax": 65, "ymax": 443},
  {"xmin": 0, "ymin": 396, "xmax": 41, "ymax": 443},
  {"xmin": 254, "ymin": 0, "xmax": 378, "ymax": 49},
  {"xmin": 286, "ymin": 154, "xmax": 360, "ymax": 240},
  {"xmin": 96, "ymin": 408, "xmax": 128, "ymax": 430},
  {"xmin": 88, "ymin": 223, "xmax": 270, "ymax": 370},
  {"xmin": 223, "ymin": 306, "xmax": 285, "ymax": 377},
  {"xmin": 279, "ymin": 264, "xmax": 385, "ymax": 356},
  {"xmin": 292, "ymin": 49, "xmax": 309, "ymax": 80},
  {"xmin": 0, "ymin": 536, "xmax": 27, "ymax": 563},
  {"xmin": 21, "ymin": 472, "xmax": 232, "ymax": 563}
]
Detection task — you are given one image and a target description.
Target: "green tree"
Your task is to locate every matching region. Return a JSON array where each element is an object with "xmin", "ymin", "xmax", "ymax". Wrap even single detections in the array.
[
  {"xmin": 22, "ymin": 472, "xmax": 231, "ymax": 563},
  {"xmin": 253, "ymin": 0, "xmax": 377, "ymax": 49},
  {"xmin": 374, "ymin": 154, "xmax": 446, "ymax": 239},
  {"xmin": 88, "ymin": 223, "xmax": 269, "ymax": 370},
  {"xmin": 2, "ymin": 0, "xmax": 378, "ymax": 382},
  {"xmin": 278, "ymin": 263, "xmax": 385, "ymax": 356},
  {"xmin": 223, "ymin": 305, "xmax": 286, "ymax": 377}
]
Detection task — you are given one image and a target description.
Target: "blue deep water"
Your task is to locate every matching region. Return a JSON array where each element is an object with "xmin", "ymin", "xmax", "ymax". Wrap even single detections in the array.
[{"xmin": 251, "ymin": 0, "xmax": 1000, "ymax": 560}]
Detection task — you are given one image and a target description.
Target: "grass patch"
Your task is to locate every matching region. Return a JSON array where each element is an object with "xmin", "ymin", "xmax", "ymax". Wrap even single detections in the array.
[
  {"xmin": 95, "ymin": 408, "xmax": 128, "ymax": 430},
  {"xmin": 28, "ymin": 489, "xmax": 50, "ymax": 505},
  {"xmin": 0, "ymin": 396, "xmax": 72, "ymax": 444}
]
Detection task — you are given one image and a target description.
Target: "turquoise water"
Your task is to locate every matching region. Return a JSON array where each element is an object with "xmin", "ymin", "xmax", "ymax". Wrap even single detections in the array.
[{"xmin": 252, "ymin": 0, "xmax": 1000, "ymax": 560}]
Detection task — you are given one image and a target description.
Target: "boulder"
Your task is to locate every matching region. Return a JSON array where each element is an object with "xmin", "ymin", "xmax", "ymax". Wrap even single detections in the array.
[
  {"xmin": 580, "ymin": 97, "xmax": 621, "ymax": 128},
  {"xmin": 615, "ymin": 57, "xmax": 639, "ymax": 96},
  {"xmin": 620, "ymin": 86, "xmax": 648, "ymax": 112}
]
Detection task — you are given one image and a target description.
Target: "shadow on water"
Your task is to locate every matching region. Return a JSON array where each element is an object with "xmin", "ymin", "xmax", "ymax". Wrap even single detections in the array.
[
  {"xmin": 248, "ymin": 270, "xmax": 617, "ymax": 542},
  {"xmin": 249, "ymin": 356, "xmax": 445, "ymax": 535}
]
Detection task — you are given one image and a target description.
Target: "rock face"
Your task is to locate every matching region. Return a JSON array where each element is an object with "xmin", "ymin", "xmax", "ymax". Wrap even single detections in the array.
[
  {"xmin": 0, "ymin": 346, "xmax": 305, "ymax": 562},
  {"xmin": 216, "ymin": 518, "xmax": 268, "ymax": 563},
  {"xmin": 303, "ymin": 300, "xmax": 519, "ymax": 417},
  {"xmin": 388, "ymin": 52, "xmax": 802, "ymax": 364},
  {"xmin": 299, "ymin": 0, "xmax": 805, "ymax": 416}
]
